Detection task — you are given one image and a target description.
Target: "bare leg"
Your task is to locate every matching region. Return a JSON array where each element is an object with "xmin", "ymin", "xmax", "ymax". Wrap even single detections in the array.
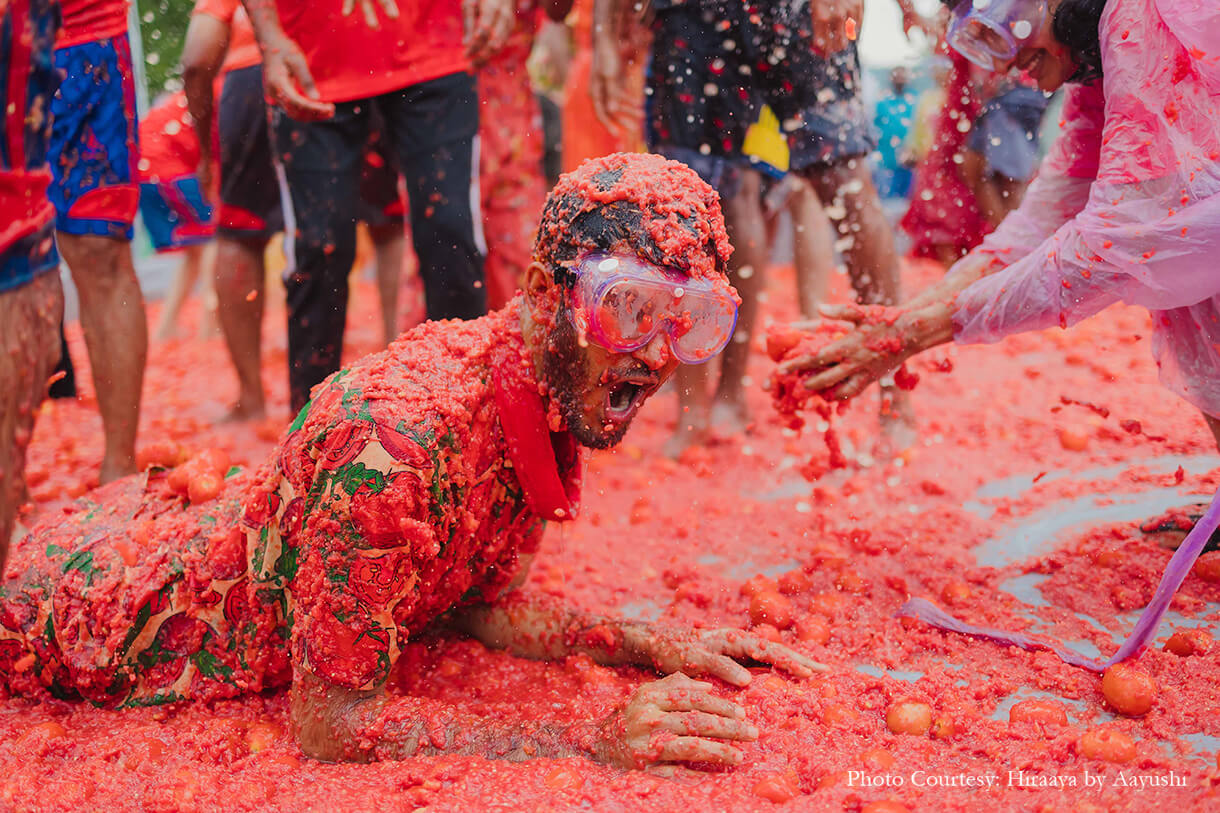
[
  {"xmin": 57, "ymin": 234, "xmax": 145, "ymax": 483},
  {"xmin": 664, "ymin": 363, "xmax": 712, "ymax": 458},
  {"xmin": 786, "ymin": 177, "xmax": 834, "ymax": 320},
  {"xmin": 213, "ymin": 236, "xmax": 268, "ymax": 421},
  {"xmin": 997, "ymin": 175, "xmax": 1026, "ymax": 220},
  {"xmin": 961, "ymin": 149, "xmax": 1007, "ymax": 231},
  {"xmin": 196, "ymin": 241, "xmax": 220, "ymax": 340},
  {"xmin": 369, "ymin": 223, "xmax": 406, "ymax": 347},
  {"xmin": 0, "ymin": 273, "xmax": 63, "ymax": 567},
  {"xmin": 802, "ymin": 157, "xmax": 915, "ymax": 452},
  {"xmin": 153, "ymin": 243, "xmax": 203, "ymax": 342},
  {"xmin": 934, "ymin": 243, "xmax": 962, "ymax": 270},
  {"xmin": 664, "ymin": 170, "xmax": 770, "ymax": 458},
  {"xmin": 1207, "ymin": 414, "xmax": 1220, "ymax": 453},
  {"xmin": 710, "ymin": 169, "xmax": 770, "ymax": 433}
]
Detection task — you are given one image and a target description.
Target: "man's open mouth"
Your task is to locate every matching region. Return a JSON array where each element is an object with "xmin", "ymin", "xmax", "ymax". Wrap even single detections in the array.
[{"xmin": 604, "ymin": 376, "xmax": 657, "ymax": 421}]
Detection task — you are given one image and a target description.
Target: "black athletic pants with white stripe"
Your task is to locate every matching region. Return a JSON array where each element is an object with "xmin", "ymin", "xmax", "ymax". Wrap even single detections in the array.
[{"xmin": 271, "ymin": 71, "xmax": 486, "ymax": 411}]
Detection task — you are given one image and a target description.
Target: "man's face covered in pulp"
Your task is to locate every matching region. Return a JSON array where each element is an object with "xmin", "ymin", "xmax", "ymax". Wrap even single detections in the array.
[{"xmin": 541, "ymin": 261, "xmax": 681, "ymax": 450}]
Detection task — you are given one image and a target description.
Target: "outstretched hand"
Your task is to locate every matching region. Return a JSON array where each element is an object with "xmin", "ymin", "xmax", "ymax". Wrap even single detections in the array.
[
  {"xmin": 261, "ymin": 35, "xmax": 335, "ymax": 121},
  {"xmin": 626, "ymin": 624, "xmax": 827, "ymax": 687},
  {"xmin": 596, "ymin": 673, "xmax": 757, "ymax": 769},
  {"xmin": 776, "ymin": 303, "xmax": 913, "ymax": 401},
  {"xmin": 464, "ymin": 0, "xmax": 514, "ymax": 66}
]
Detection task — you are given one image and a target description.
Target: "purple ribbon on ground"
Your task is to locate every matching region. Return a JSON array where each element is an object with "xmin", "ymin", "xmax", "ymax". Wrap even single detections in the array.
[{"xmin": 897, "ymin": 485, "xmax": 1220, "ymax": 672}]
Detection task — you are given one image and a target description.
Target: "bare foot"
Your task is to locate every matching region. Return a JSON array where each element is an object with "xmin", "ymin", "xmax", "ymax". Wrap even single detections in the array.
[
  {"xmin": 709, "ymin": 397, "xmax": 750, "ymax": 437},
  {"xmin": 99, "ymin": 457, "xmax": 137, "ymax": 485},
  {"xmin": 877, "ymin": 386, "xmax": 918, "ymax": 458},
  {"xmin": 664, "ymin": 415, "xmax": 710, "ymax": 459},
  {"xmin": 220, "ymin": 396, "xmax": 267, "ymax": 423}
]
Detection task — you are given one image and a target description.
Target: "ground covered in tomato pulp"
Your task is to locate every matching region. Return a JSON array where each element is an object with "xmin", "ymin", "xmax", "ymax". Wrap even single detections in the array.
[{"xmin": 8, "ymin": 261, "xmax": 1220, "ymax": 811}]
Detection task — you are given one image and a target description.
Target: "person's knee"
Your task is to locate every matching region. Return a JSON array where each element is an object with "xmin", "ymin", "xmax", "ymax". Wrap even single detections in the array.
[
  {"xmin": 59, "ymin": 234, "xmax": 134, "ymax": 289},
  {"xmin": 214, "ymin": 238, "xmax": 267, "ymax": 290}
]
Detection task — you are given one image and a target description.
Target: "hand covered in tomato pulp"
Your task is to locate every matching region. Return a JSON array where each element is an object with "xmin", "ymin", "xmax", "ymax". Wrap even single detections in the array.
[
  {"xmin": 595, "ymin": 673, "xmax": 757, "ymax": 769},
  {"xmin": 624, "ymin": 623, "xmax": 826, "ymax": 687},
  {"xmin": 774, "ymin": 304, "xmax": 918, "ymax": 402}
]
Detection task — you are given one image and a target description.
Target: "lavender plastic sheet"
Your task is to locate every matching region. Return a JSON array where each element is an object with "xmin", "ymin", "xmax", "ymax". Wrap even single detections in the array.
[{"xmin": 897, "ymin": 485, "xmax": 1220, "ymax": 672}]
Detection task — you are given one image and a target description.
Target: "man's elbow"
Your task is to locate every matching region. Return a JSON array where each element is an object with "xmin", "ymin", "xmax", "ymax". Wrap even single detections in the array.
[
  {"xmin": 180, "ymin": 61, "xmax": 215, "ymax": 94},
  {"xmin": 289, "ymin": 672, "xmax": 384, "ymax": 763}
]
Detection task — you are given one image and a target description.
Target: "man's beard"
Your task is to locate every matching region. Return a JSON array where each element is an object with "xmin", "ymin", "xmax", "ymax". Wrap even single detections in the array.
[{"xmin": 542, "ymin": 309, "xmax": 629, "ymax": 450}]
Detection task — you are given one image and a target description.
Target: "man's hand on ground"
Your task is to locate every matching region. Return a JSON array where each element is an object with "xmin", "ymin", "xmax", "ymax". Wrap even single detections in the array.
[
  {"xmin": 341, "ymin": 0, "xmax": 399, "ymax": 29},
  {"xmin": 626, "ymin": 624, "xmax": 827, "ymax": 686},
  {"xmin": 464, "ymin": 0, "xmax": 514, "ymax": 65},
  {"xmin": 261, "ymin": 35, "xmax": 335, "ymax": 121},
  {"xmin": 595, "ymin": 673, "xmax": 756, "ymax": 769}
]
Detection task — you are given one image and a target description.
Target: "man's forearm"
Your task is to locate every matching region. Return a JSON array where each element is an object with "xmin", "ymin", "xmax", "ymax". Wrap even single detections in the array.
[
  {"xmin": 366, "ymin": 699, "xmax": 601, "ymax": 762},
  {"xmin": 294, "ymin": 672, "xmax": 601, "ymax": 763},
  {"xmin": 592, "ymin": 0, "xmax": 623, "ymax": 43},
  {"xmin": 239, "ymin": 0, "xmax": 287, "ymax": 46},
  {"xmin": 451, "ymin": 594, "xmax": 644, "ymax": 667},
  {"xmin": 182, "ymin": 72, "xmax": 215, "ymax": 164}
]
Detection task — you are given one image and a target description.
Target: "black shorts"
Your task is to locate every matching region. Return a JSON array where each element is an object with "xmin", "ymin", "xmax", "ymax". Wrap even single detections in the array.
[
  {"xmin": 217, "ymin": 64, "xmax": 402, "ymax": 242},
  {"xmin": 967, "ymin": 85, "xmax": 1050, "ymax": 183},
  {"xmin": 646, "ymin": 0, "xmax": 875, "ymax": 181}
]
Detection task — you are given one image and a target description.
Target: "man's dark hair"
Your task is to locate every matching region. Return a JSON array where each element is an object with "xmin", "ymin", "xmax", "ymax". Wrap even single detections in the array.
[
  {"xmin": 547, "ymin": 200, "xmax": 652, "ymax": 288},
  {"xmin": 940, "ymin": 0, "xmax": 1107, "ymax": 83},
  {"xmin": 534, "ymin": 153, "xmax": 732, "ymax": 285}
]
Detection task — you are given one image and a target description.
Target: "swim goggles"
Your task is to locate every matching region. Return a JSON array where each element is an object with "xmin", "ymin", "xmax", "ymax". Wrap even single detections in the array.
[
  {"xmin": 946, "ymin": 0, "xmax": 1047, "ymax": 71},
  {"xmin": 567, "ymin": 253, "xmax": 739, "ymax": 365}
]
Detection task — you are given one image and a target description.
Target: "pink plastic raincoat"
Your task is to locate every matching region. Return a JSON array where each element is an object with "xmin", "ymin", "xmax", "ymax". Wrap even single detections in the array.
[{"xmin": 950, "ymin": 0, "xmax": 1220, "ymax": 416}]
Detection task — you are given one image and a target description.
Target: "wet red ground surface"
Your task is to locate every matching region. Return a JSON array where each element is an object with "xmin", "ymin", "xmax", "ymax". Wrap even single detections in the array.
[{"xmin": 8, "ymin": 260, "xmax": 1220, "ymax": 811}]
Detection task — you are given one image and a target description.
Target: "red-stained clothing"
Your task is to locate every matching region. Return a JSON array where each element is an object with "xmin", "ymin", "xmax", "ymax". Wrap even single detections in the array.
[
  {"xmin": 58, "ymin": 0, "xmax": 129, "ymax": 48},
  {"xmin": 1, "ymin": 0, "xmax": 60, "ymax": 290},
  {"xmin": 243, "ymin": 302, "xmax": 578, "ymax": 690},
  {"xmin": 137, "ymin": 92, "xmax": 202, "ymax": 182},
  {"xmin": 900, "ymin": 51, "xmax": 986, "ymax": 260},
  {"xmin": 478, "ymin": 3, "xmax": 546, "ymax": 308},
  {"xmin": 952, "ymin": 0, "xmax": 1220, "ymax": 416},
  {"xmin": 561, "ymin": 0, "xmax": 646, "ymax": 172},
  {"xmin": 273, "ymin": 0, "xmax": 470, "ymax": 103},
  {"xmin": 0, "ymin": 302, "xmax": 581, "ymax": 705},
  {"xmin": 192, "ymin": 0, "xmax": 261, "ymax": 74}
]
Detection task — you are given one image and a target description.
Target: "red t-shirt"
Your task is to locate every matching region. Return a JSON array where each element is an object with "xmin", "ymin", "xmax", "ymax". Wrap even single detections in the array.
[
  {"xmin": 274, "ymin": 0, "xmax": 470, "ymax": 103},
  {"xmin": 136, "ymin": 92, "xmax": 201, "ymax": 182},
  {"xmin": 192, "ymin": 0, "xmax": 261, "ymax": 74},
  {"xmin": 58, "ymin": 0, "xmax": 130, "ymax": 48}
]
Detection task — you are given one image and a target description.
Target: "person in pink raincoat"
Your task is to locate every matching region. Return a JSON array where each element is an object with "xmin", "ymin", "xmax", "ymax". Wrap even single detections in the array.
[{"xmin": 779, "ymin": 0, "xmax": 1220, "ymax": 537}]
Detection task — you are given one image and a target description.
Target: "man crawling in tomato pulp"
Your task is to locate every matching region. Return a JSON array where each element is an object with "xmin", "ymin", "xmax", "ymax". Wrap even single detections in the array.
[{"xmin": 0, "ymin": 153, "xmax": 821, "ymax": 769}]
